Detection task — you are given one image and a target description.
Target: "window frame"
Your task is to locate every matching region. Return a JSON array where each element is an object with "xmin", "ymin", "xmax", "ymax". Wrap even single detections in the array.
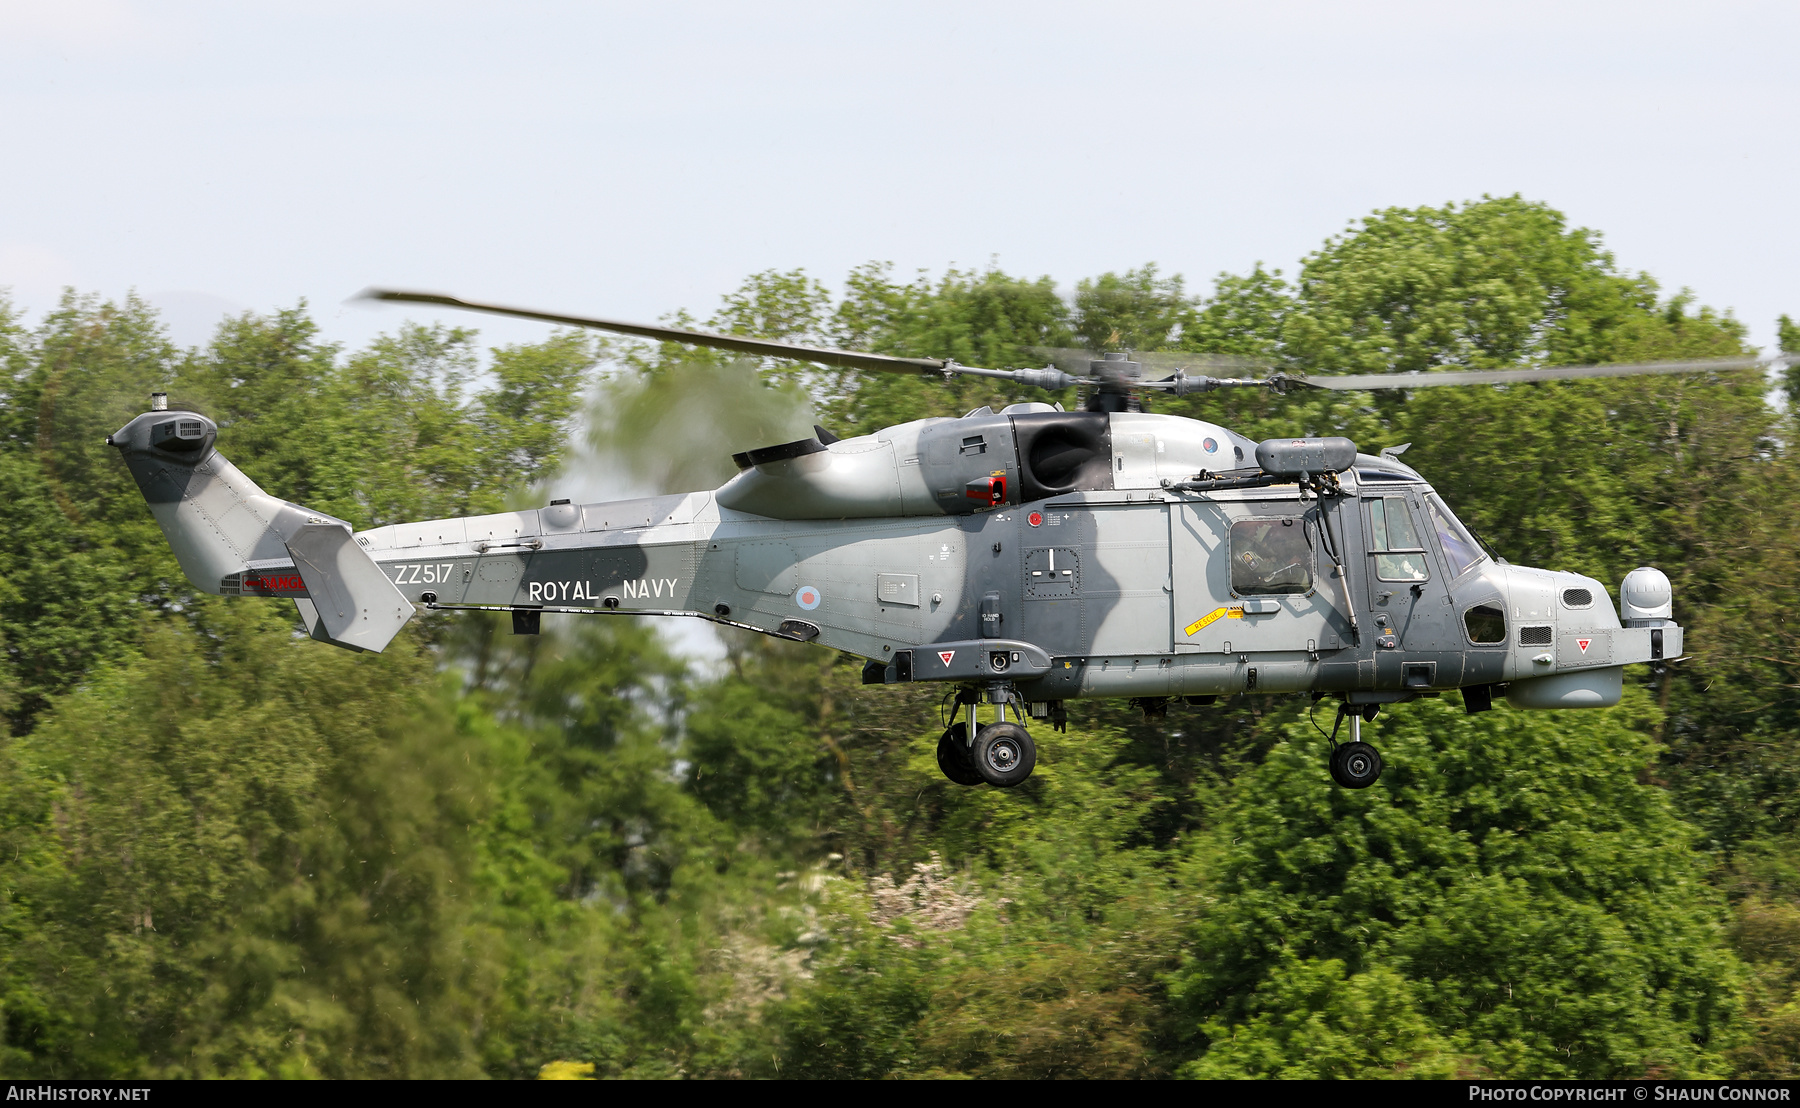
[
  {"xmin": 1423, "ymin": 492, "xmax": 1487, "ymax": 581},
  {"xmin": 1462, "ymin": 601, "xmax": 1508, "ymax": 646},
  {"xmin": 1364, "ymin": 495, "xmax": 1432, "ymax": 584},
  {"xmin": 1227, "ymin": 515, "xmax": 1317, "ymax": 598}
]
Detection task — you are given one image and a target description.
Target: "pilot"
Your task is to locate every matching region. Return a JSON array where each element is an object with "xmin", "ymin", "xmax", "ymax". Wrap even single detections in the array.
[
  {"xmin": 1384, "ymin": 550, "xmax": 1429, "ymax": 582},
  {"xmin": 1235, "ymin": 520, "xmax": 1310, "ymax": 593}
]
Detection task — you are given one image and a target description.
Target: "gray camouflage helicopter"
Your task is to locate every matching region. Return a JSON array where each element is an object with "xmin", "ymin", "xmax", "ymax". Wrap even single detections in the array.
[{"xmin": 111, "ymin": 290, "xmax": 1761, "ymax": 790}]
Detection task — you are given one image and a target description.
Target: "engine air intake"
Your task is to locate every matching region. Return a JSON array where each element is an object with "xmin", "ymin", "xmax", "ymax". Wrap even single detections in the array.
[
  {"xmin": 1561, "ymin": 587, "xmax": 1593, "ymax": 608},
  {"xmin": 731, "ymin": 437, "xmax": 828, "ymax": 470}
]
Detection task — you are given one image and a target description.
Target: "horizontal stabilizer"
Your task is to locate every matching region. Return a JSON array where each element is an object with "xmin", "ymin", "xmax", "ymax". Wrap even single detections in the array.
[{"xmin": 278, "ymin": 509, "xmax": 414, "ymax": 652}]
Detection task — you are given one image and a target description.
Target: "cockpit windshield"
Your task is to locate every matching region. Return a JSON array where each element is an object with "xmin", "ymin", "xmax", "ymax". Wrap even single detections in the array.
[{"xmin": 1424, "ymin": 494, "xmax": 1485, "ymax": 577}]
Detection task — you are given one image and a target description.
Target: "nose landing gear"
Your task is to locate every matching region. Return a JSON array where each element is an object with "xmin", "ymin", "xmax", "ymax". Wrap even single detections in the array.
[
  {"xmin": 1327, "ymin": 704, "xmax": 1384, "ymax": 789},
  {"xmin": 935, "ymin": 689, "xmax": 1038, "ymax": 788}
]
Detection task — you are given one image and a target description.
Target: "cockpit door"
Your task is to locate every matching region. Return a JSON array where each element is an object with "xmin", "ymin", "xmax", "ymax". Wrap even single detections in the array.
[{"xmin": 1360, "ymin": 491, "xmax": 1459, "ymax": 652}]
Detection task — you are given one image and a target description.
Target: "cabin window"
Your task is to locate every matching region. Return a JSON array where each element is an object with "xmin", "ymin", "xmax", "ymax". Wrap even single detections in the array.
[
  {"xmin": 1465, "ymin": 603, "xmax": 1507, "ymax": 644},
  {"xmin": 1367, "ymin": 496, "xmax": 1430, "ymax": 582},
  {"xmin": 1230, "ymin": 518, "xmax": 1313, "ymax": 595},
  {"xmin": 1425, "ymin": 493, "xmax": 1485, "ymax": 577}
]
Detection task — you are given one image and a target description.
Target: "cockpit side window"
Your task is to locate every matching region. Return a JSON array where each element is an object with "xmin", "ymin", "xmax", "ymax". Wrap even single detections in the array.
[
  {"xmin": 1366, "ymin": 496, "xmax": 1429, "ymax": 582},
  {"xmin": 1230, "ymin": 518, "xmax": 1313, "ymax": 595},
  {"xmin": 1464, "ymin": 603, "xmax": 1506, "ymax": 644},
  {"xmin": 1424, "ymin": 494, "xmax": 1485, "ymax": 578}
]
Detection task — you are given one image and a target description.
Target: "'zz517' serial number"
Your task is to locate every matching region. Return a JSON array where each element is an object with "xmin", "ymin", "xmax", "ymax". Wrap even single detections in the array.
[{"xmin": 394, "ymin": 563, "xmax": 455, "ymax": 585}]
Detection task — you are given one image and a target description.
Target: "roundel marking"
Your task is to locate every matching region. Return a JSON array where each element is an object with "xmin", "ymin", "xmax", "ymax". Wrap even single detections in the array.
[
  {"xmin": 1027, "ymin": 511, "xmax": 1043, "ymax": 527},
  {"xmin": 795, "ymin": 585, "xmax": 822, "ymax": 610},
  {"xmin": 1202, "ymin": 437, "xmax": 1218, "ymax": 453}
]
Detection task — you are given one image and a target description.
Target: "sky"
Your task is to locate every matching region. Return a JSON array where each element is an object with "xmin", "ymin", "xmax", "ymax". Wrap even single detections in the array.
[{"xmin": 2, "ymin": 0, "xmax": 1797, "ymax": 357}]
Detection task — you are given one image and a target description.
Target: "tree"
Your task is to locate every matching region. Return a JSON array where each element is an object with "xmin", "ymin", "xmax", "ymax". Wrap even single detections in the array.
[
  {"xmin": 1170, "ymin": 693, "xmax": 1743, "ymax": 1078},
  {"xmin": 1184, "ymin": 959, "xmax": 1462, "ymax": 1079},
  {"xmin": 824, "ymin": 262, "xmax": 1077, "ymax": 434},
  {"xmin": 1777, "ymin": 314, "xmax": 1800, "ymax": 410},
  {"xmin": 1075, "ymin": 264, "xmax": 1191, "ymax": 353},
  {"xmin": 0, "ymin": 603, "xmax": 499, "ymax": 1077},
  {"xmin": 0, "ymin": 292, "xmax": 183, "ymax": 726}
]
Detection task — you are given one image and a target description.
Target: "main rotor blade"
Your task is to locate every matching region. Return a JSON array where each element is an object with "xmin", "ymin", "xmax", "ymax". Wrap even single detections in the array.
[
  {"xmin": 368, "ymin": 291, "xmax": 1775, "ymax": 396},
  {"xmin": 358, "ymin": 289, "xmax": 951, "ymax": 376},
  {"xmin": 1294, "ymin": 355, "xmax": 1776, "ymax": 391},
  {"xmin": 1027, "ymin": 346, "xmax": 1272, "ymax": 374},
  {"xmin": 1028, "ymin": 344, "xmax": 1788, "ymax": 392}
]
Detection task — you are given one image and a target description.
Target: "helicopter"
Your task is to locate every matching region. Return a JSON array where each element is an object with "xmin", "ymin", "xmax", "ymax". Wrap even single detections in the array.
[{"xmin": 109, "ymin": 289, "xmax": 1774, "ymax": 790}]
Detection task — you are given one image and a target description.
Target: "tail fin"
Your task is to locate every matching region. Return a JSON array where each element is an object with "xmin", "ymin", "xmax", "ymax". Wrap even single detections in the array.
[{"xmin": 109, "ymin": 408, "xmax": 414, "ymax": 652}]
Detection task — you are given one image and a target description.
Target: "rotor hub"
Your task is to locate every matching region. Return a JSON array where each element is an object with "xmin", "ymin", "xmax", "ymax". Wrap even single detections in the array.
[{"xmin": 1085, "ymin": 352, "xmax": 1144, "ymax": 413}]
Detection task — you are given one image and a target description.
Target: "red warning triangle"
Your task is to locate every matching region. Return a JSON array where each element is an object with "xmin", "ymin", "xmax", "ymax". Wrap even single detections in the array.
[
  {"xmin": 1577, "ymin": 638, "xmax": 1591, "ymax": 653},
  {"xmin": 938, "ymin": 650, "xmax": 956, "ymax": 666}
]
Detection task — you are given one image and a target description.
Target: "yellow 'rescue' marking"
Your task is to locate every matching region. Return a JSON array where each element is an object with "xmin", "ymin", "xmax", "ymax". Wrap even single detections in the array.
[{"xmin": 1185, "ymin": 605, "xmax": 1245, "ymax": 637}]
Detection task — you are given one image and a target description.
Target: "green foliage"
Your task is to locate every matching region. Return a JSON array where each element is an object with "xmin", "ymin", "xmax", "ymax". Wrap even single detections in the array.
[
  {"xmin": 186, "ymin": 308, "xmax": 598, "ymax": 528},
  {"xmin": 824, "ymin": 261, "xmax": 1078, "ymax": 433},
  {"xmin": 1075, "ymin": 264, "xmax": 1190, "ymax": 352},
  {"xmin": 0, "ymin": 292, "xmax": 182, "ymax": 723},
  {"xmin": 1179, "ymin": 263, "xmax": 1291, "ymax": 358},
  {"xmin": 1778, "ymin": 314, "xmax": 1800, "ymax": 409},
  {"xmin": 1171, "ymin": 694, "xmax": 1742, "ymax": 1078},
  {"xmin": 761, "ymin": 722, "xmax": 1184, "ymax": 1079},
  {"xmin": 1722, "ymin": 841, "xmax": 1800, "ymax": 1077},
  {"xmin": 1668, "ymin": 454, "xmax": 1800, "ymax": 847},
  {"xmin": 0, "ymin": 603, "xmax": 495, "ymax": 1077},
  {"xmin": 713, "ymin": 268, "xmax": 834, "ymax": 346},
  {"xmin": 1282, "ymin": 196, "xmax": 1660, "ymax": 373},
  {"xmin": 686, "ymin": 673, "xmax": 830, "ymax": 844},
  {"xmin": 1185, "ymin": 959, "xmax": 1462, "ymax": 1079}
]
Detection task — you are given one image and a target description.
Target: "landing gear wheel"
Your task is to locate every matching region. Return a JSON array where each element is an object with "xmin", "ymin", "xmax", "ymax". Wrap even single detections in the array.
[
  {"xmin": 936, "ymin": 722, "xmax": 984, "ymax": 786},
  {"xmin": 1329, "ymin": 741, "xmax": 1383, "ymax": 789},
  {"xmin": 972, "ymin": 722, "xmax": 1036, "ymax": 788}
]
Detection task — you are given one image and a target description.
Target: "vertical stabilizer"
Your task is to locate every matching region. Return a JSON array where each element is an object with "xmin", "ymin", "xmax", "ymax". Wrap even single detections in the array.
[{"xmin": 109, "ymin": 407, "xmax": 414, "ymax": 652}]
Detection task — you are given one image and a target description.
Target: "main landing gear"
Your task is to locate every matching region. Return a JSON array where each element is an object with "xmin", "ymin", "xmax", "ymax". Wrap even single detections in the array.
[
  {"xmin": 936, "ymin": 690, "xmax": 1037, "ymax": 788},
  {"xmin": 1326, "ymin": 703, "xmax": 1384, "ymax": 790}
]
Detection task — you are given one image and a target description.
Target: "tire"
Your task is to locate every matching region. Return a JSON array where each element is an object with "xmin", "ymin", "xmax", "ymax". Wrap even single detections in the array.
[
  {"xmin": 936, "ymin": 722, "xmax": 985, "ymax": 786},
  {"xmin": 1329, "ymin": 741, "xmax": 1383, "ymax": 789},
  {"xmin": 972, "ymin": 722, "xmax": 1037, "ymax": 788}
]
